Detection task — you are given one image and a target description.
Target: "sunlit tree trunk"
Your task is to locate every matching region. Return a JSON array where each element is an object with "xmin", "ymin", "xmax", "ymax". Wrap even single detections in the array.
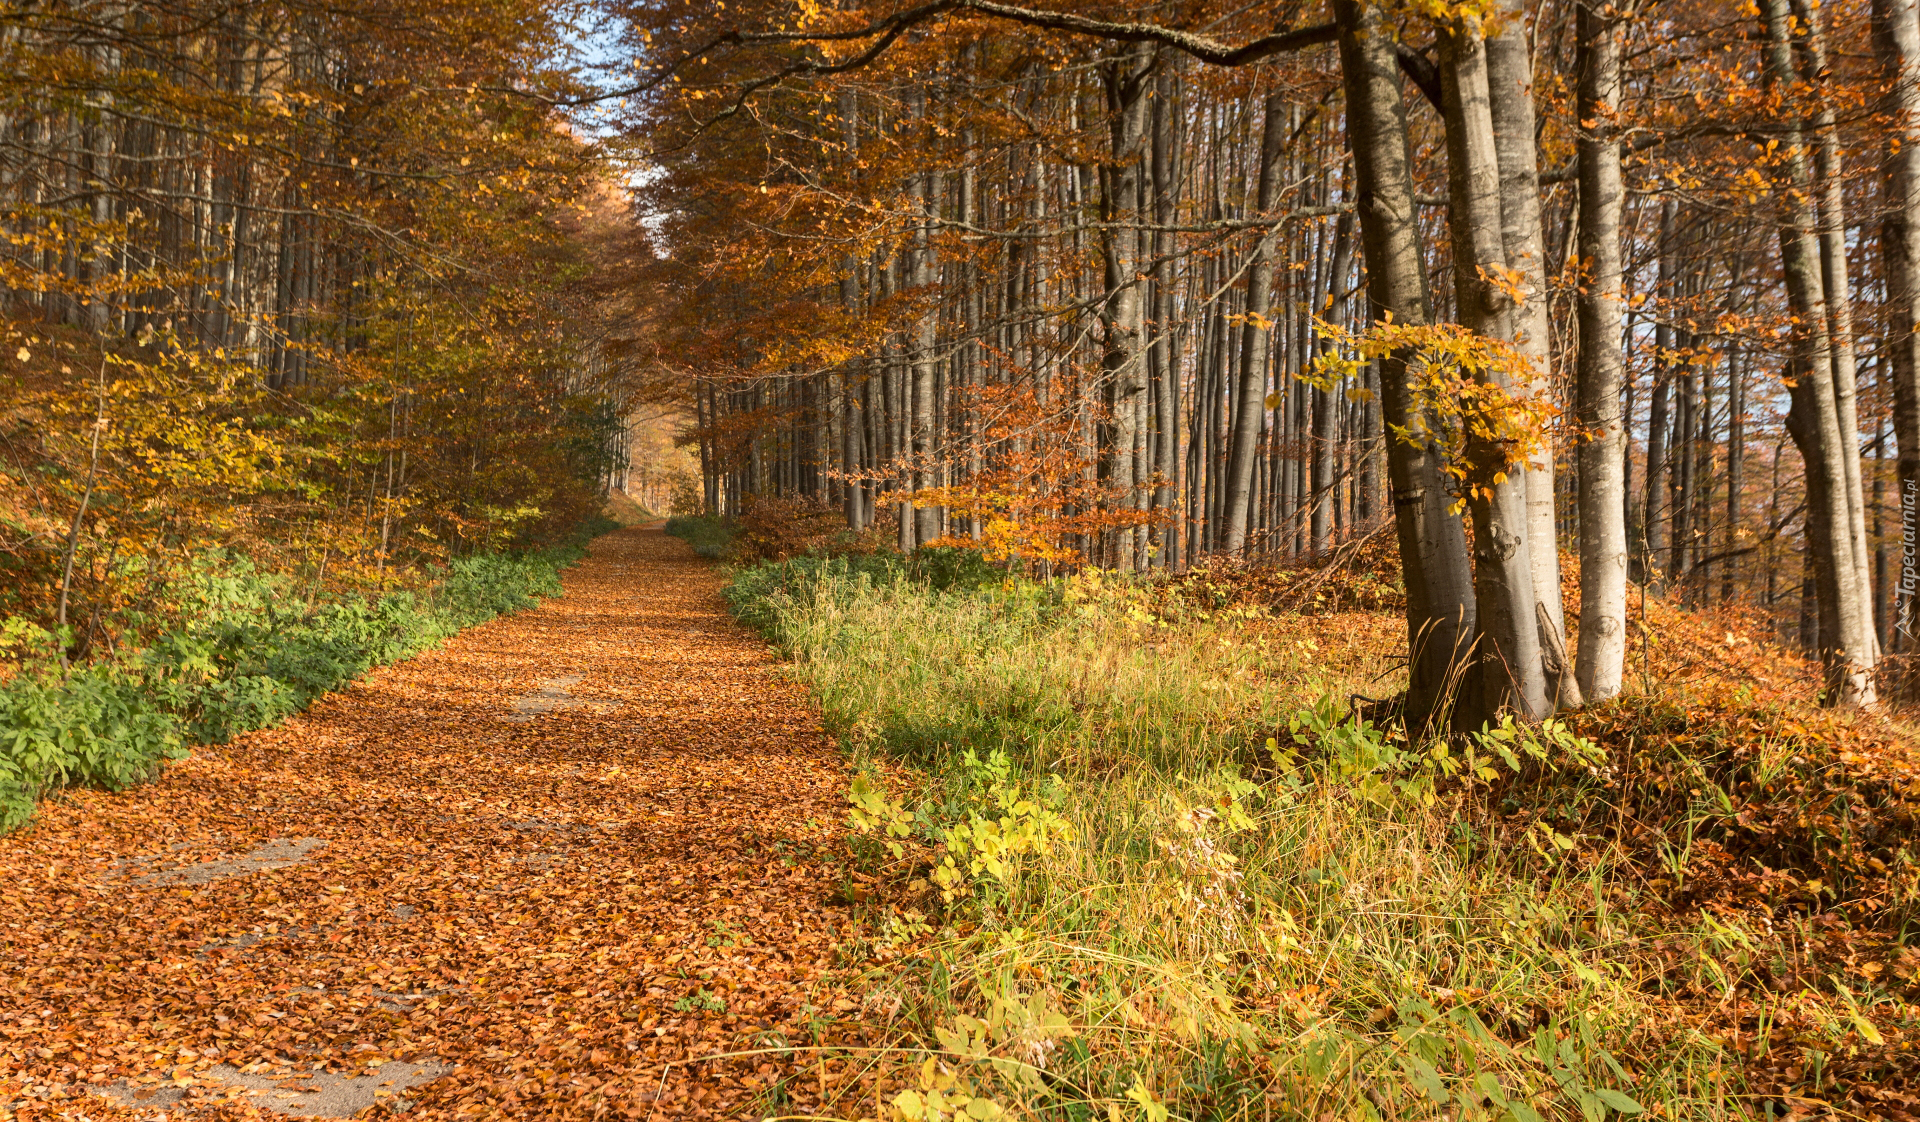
[
  {"xmin": 1099, "ymin": 44, "xmax": 1153, "ymax": 571},
  {"xmin": 1150, "ymin": 68, "xmax": 1183, "ymax": 567},
  {"xmin": 1438, "ymin": 14, "xmax": 1550, "ymax": 723},
  {"xmin": 1335, "ymin": 0, "xmax": 1476, "ymax": 732},
  {"xmin": 1876, "ymin": 0, "xmax": 1920, "ymax": 649},
  {"xmin": 1794, "ymin": 0, "xmax": 1875, "ymax": 654},
  {"xmin": 1486, "ymin": 0, "xmax": 1578, "ymax": 707},
  {"xmin": 1221, "ymin": 93, "xmax": 1287, "ymax": 558}
]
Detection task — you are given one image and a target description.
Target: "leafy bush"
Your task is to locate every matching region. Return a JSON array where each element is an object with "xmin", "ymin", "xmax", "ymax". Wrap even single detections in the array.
[
  {"xmin": 0, "ymin": 525, "xmax": 609, "ymax": 831},
  {"xmin": 729, "ymin": 494, "xmax": 848, "ymax": 562},
  {"xmin": 0, "ymin": 663, "xmax": 183, "ymax": 831}
]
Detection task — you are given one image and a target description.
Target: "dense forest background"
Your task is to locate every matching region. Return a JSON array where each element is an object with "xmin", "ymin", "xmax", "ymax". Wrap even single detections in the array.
[
  {"xmin": 606, "ymin": 0, "xmax": 1920, "ymax": 725},
  {"xmin": 17, "ymin": 3, "xmax": 1920, "ymax": 1116}
]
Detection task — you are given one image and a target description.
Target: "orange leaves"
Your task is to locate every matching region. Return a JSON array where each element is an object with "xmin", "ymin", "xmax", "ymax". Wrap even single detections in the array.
[
  {"xmin": 1306, "ymin": 317, "xmax": 1558, "ymax": 506},
  {"xmin": 909, "ymin": 382, "xmax": 1164, "ymax": 569},
  {"xmin": 0, "ymin": 529, "xmax": 875, "ymax": 1121}
]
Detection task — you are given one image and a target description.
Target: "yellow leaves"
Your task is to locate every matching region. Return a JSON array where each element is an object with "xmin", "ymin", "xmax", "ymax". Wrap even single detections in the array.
[
  {"xmin": 1123, "ymin": 1078, "xmax": 1170, "ymax": 1122},
  {"xmin": 1306, "ymin": 316, "xmax": 1557, "ymax": 500}
]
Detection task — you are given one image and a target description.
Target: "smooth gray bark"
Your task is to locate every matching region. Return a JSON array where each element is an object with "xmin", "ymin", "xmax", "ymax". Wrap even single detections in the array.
[
  {"xmin": 1222, "ymin": 94, "xmax": 1289, "ymax": 557},
  {"xmin": 1438, "ymin": 16, "xmax": 1550, "ymax": 723},
  {"xmin": 1100, "ymin": 44, "xmax": 1154, "ymax": 571},
  {"xmin": 1335, "ymin": 0, "xmax": 1477, "ymax": 732},
  {"xmin": 1573, "ymin": 0, "xmax": 1628, "ymax": 703},
  {"xmin": 1875, "ymin": 0, "xmax": 1920, "ymax": 650},
  {"xmin": 1762, "ymin": 0, "xmax": 1879, "ymax": 706},
  {"xmin": 1793, "ymin": 0, "xmax": 1876, "ymax": 654},
  {"xmin": 1486, "ymin": 0, "xmax": 1578, "ymax": 706}
]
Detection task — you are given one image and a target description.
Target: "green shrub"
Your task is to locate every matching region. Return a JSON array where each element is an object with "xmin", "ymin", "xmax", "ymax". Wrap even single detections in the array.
[{"xmin": 0, "ymin": 663, "xmax": 183, "ymax": 832}]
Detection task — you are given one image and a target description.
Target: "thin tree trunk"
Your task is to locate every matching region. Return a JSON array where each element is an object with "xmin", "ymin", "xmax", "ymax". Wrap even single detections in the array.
[
  {"xmin": 1222, "ymin": 94, "xmax": 1288, "ymax": 557},
  {"xmin": 1574, "ymin": 0, "xmax": 1629, "ymax": 703},
  {"xmin": 1725, "ymin": 346, "xmax": 1746, "ymax": 606},
  {"xmin": 1100, "ymin": 44, "xmax": 1154, "ymax": 571},
  {"xmin": 1643, "ymin": 203, "xmax": 1675, "ymax": 592}
]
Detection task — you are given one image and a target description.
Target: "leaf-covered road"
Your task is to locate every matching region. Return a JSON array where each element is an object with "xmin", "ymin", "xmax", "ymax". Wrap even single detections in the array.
[{"xmin": 1, "ymin": 527, "xmax": 867, "ymax": 1120}]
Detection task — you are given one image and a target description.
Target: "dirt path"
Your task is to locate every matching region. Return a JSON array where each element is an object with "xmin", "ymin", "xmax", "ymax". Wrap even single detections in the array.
[{"xmin": 0, "ymin": 527, "xmax": 868, "ymax": 1121}]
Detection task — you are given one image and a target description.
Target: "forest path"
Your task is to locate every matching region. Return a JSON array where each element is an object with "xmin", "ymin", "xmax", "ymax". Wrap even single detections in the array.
[{"xmin": 5, "ymin": 527, "xmax": 866, "ymax": 1121}]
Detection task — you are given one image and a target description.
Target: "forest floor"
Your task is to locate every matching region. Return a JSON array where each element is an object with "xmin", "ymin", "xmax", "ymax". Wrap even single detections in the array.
[{"xmin": 0, "ymin": 526, "xmax": 869, "ymax": 1121}]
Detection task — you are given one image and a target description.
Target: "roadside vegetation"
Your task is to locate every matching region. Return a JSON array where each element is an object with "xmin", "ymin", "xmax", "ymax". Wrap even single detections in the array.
[
  {"xmin": 721, "ymin": 542, "xmax": 1919, "ymax": 1122},
  {"xmin": 0, "ymin": 518, "xmax": 615, "ymax": 831}
]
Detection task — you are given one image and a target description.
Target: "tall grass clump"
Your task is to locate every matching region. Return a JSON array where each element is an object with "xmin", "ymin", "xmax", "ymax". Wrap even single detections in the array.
[
  {"xmin": 728, "ymin": 557, "xmax": 1789, "ymax": 1122},
  {"xmin": 0, "ymin": 517, "xmax": 614, "ymax": 831}
]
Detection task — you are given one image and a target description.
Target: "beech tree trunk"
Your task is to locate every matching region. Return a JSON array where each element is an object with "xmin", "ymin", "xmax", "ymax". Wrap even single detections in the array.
[
  {"xmin": 1222, "ymin": 94, "xmax": 1288, "ymax": 557},
  {"xmin": 1438, "ymin": 15, "xmax": 1550, "ymax": 724},
  {"xmin": 1335, "ymin": 0, "xmax": 1477, "ymax": 732},
  {"xmin": 1875, "ymin": 0, "xmax": 1920, "ymax": 648},
  {"xmin": 911, "ymin": 163, "xmax": 942, "ymax": 548},
  {"xmin": 1100, "ymin": 44, "xmax": 1154, "ymax": 571},
  {"xmin": 1573, "ymin": 0, "xmax": 1628, "ymax": 703},
  {"xmin": 1150, "ymin": 68, "xmax": 1183, "ymax": 567},
  {"xmin": 1794, "ymin": 0, "xmax": 1876, "ymax": 654},
  {"xmin": 1309, "ymin": 211, "xmax": 1353, "ymax": 554},
  {"xmin": 1643, "ymin": 203, "xmax": 1674, "ymax": 591},
  {"xmin": 1762, "ymin": 0, "xmax": 1878, "ymax": 706},
  {"xmin": 1486, "ymin": 0, "xmax": 1578, "ymax": 708}
]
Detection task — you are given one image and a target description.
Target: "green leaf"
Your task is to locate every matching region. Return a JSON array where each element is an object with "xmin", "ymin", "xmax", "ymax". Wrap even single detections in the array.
[
  {"xmin": 1593, "ymin": 1089, "xmax": 1643, "ymax": 1115},
  {"xmin": 1402, "ymin": 1057, "xmax": 1448, "ymax": 1104}
]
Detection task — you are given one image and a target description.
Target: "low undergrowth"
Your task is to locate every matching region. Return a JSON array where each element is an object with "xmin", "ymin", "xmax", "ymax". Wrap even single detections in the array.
[
  {"xmin": 664, "ymin": 512, "xmax": 737, "ymax": 558},
  {"xmin": 725, "ymin": 554, "xmax": 1920, "ymax": 1122},
  {"xmin": 0, "ymin": 517, "xmax": 614, "ymax": 831}
]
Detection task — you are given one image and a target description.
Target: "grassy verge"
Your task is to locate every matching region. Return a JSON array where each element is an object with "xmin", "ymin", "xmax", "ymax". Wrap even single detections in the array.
[
  {"xmin": 0, "ymin": 516, "xmax": 617, "ymax": 831},
  {"xmin": 724, "ymin": 554, "xmax": 1914, "ymax": 1121}
]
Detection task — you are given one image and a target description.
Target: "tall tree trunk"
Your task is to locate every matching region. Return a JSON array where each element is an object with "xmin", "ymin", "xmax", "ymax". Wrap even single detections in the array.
[
  {"xmin": 1438, "ymin": 14, "xmax": 1550, "ymax": 723},
  {"xmin": 1725, "ymin": 346, "xmax": 1746, "ymax": 606},
  {"xmin": 1487, "ymin": 0, "xmax": 1579, "ymax": 707},
  {"xmin": 1875, "ymin": 0, "xmax": 1920, "ymax": 651},
  {"xmin": 1574, "ymin": 0, "xmax": 1629, "ymax": 703},
  {"xmin": 1222, "ymin": 94, "xmax": 1288, "ymax": 556},
  {"xmin": 1150, "ymin": 69, "xmax": 1182, "ymax": 567},
  {"xmin": 1100, "ymin": 44, "xmax": 1154, "ymax": 571},
  {"xmin": 1335, "ymin": 0, "xmax": 1477, "ymax": 732},
  {"xmin": 910, "ymin": 163, "xmax": 941, "ymax": 548},
  {"xmin": 1643, "ymin": 203, "xmax": 1675, "ymax": 592},
  {"xmin": 1762, "ymin": 0, "xmax": 1879, "ymax": 706},
  {"xmin": 1795, "ymin": 0, "xmax": 1876, "ymax": 655},
  {"xmin": 1310, "ymin": 211, "xmax": 1353, "ymax": 554}
]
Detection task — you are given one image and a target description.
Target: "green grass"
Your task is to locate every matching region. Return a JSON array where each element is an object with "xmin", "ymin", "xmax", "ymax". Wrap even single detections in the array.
[{"xmin": 724, "ymin": 556, "xmax": 1820, "ymax": 1122}]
